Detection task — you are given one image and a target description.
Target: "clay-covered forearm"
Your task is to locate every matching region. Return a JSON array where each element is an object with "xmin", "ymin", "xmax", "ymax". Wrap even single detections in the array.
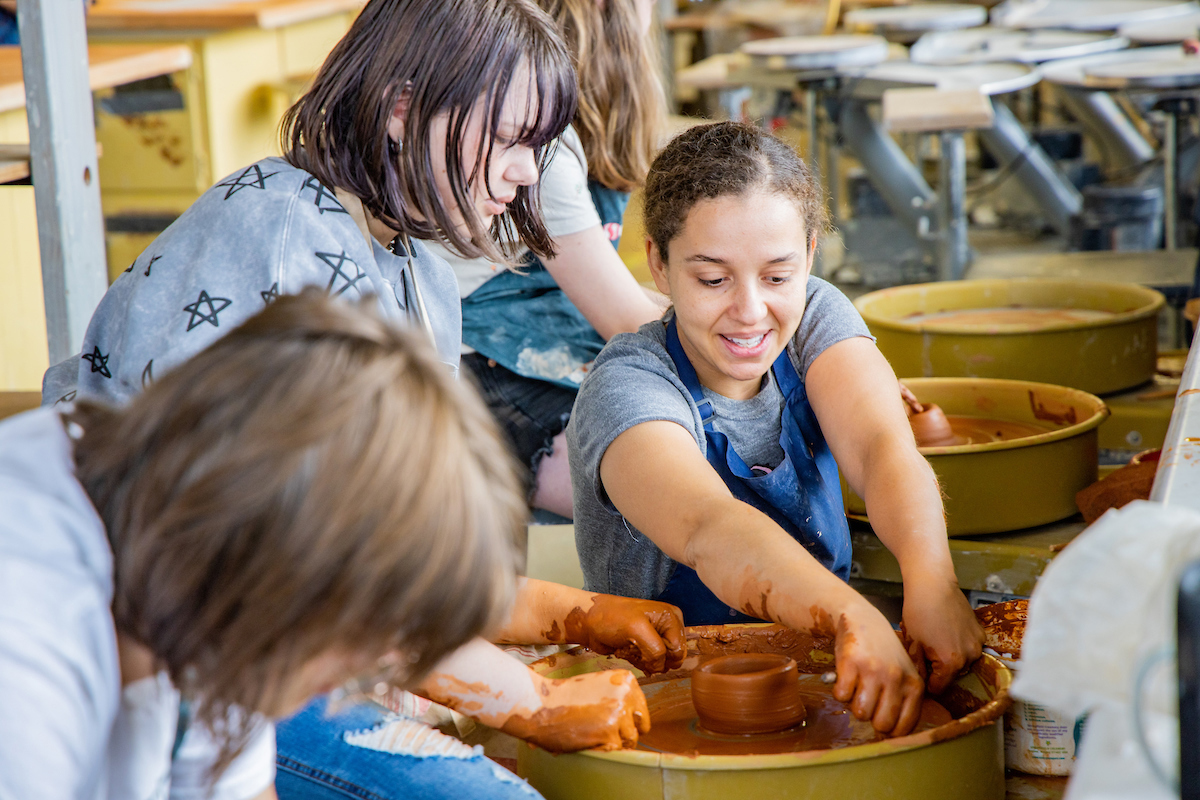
[
  {"xmin": 417, "ymin": 637, "xmax": 651, "ymax": 752},
  {"xmin": 492, "ymin": 577, "xmax": 596, "ymax": 646},
  {"xmin": 686, "ymin": 500, "xmax": 871, "ymax": 634},
  {"xmin": 417, "ymin": 638, "xmax": 544, "ymax": 729}
]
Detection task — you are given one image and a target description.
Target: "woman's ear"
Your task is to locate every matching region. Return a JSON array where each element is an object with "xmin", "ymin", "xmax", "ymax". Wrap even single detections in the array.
[
  {"xmin": 647, "ymin": 239, "xmax": 672, "ymax": 296},
  {"xmin": 805, "ymin": 233, "xmax": 817, "ymax": 277},
  {"xmin": 386, "ymin": 83, "xmax": 414, "ymax": 144}
]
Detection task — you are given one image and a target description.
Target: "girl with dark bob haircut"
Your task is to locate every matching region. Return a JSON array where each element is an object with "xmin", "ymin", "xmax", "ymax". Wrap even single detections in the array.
[{"xmin": 569, "ymin": 122, "xmax": 983, "ymax": 739}]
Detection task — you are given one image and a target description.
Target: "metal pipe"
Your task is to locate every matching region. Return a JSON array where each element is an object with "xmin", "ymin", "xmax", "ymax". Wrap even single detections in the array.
[
  {"xmin": 938, "ymin": 131, "xmax": 969, "ymax": 281},
  {"xmin": 977, "ymin": 101, "xmax": 1083, "ymax": 235},
  {"xmin": 805, "ymin": 87, "xmax": 821, "ymax": 187},
  {"xmin": 837, "ymin": 98, "xmax": 937, "ymax": 256},
  {"xmin": 1164, "ymin": 109, "xmax": 1179, "ymax": 252},
  {"xmin": 1055, "ymin": 86, "xmax": 1156, "ymax": 170}
]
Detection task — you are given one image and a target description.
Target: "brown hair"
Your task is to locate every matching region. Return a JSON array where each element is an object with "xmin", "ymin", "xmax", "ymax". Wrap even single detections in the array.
[
  {"xmin": 282, "ymin": 0, "xmax": 577, "ymax": 262},
  {"xmin": 643, "ymin": 121, "xmax": 828, "ymax": 261},
  {"xmin": 67, "ymin": 289, "xmax": 526, "ymax": 769},
  {"xmin": 538, "ymin": 0, "xmax": 665, "ymax": 191}
]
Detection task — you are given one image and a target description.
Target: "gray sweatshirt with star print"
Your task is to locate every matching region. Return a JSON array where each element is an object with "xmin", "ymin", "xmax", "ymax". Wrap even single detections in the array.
[{"xmin": 42, "ymin": 157, "xmax": 462, "ymax": 407}]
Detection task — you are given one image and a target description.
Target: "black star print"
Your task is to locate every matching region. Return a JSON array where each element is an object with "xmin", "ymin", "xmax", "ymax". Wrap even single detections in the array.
[
  {"xmin": 141, "ymin": 360, "xmax": 154, "ymax": 388},
  {"xmin": 54, "ymin": 390, "xmax": 77, "ymax": 406},
  {"xmin": 260, "ymin": 282, "xmax": 280, "ymax": 305},
  {"xmin": 144, "ymin": 255, "xmax": 162, "ymax": 277},
  {"xmin": 215, "ymin": 164, "xmax": 279, "ymax": 200},
  {"xmin": 183, "ymin": 290, "xmax": 233, "ymax": 331},
  {"xmin": 82, "ymin": 346, "xmax": 112, "ymax": 378},
  {"xmin": 302, "ymin": 176, "xmax": 347, "ymax": 214},
  {"xmin": 123, "ymin": 262, "xmax": 134, "ymax": 274},
  {"xmin": 316, "ymin": 251, "xmax": 366, "ymax": 297}
]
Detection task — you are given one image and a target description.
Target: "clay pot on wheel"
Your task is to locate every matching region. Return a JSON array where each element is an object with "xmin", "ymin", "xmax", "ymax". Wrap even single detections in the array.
[
  {"xmin": 691, "ymin": 653, "xmax": 807, "ymax": 735},
  {"xmin": 909, "ymin": 403, "xmax": 958, "ymax": 448}
]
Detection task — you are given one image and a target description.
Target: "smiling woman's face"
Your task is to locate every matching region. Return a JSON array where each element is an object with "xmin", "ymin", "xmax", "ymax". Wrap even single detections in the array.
[{"xmin": 649, "ymin": 188, "xmax": 814, "ymax": 401}]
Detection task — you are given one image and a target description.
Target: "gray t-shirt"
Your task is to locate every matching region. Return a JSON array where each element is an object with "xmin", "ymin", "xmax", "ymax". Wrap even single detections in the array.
[
  {"xmin": 566, "ymin": 276, "xmax": 872, "ymax": 600},
  {"xmin": 42, "ymin": 157, "xmax": 462, "ymax": 407}
]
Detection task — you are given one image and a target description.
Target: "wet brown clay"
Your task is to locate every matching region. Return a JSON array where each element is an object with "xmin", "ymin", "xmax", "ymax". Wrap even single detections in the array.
[
  {"xmin": 909, "ymin": 408, "xmax": 1050, "ymax": 448},
  {"xmin": 691, "ymin": 654, "xmax": 806, "ymax": 735},
  {"xmin": 909, "ymin": 404, "xmax": 957, "ymax": 447},
  {"xmin": 905, "ymin": 307, "xmax": 1115, "ymax": 331}
]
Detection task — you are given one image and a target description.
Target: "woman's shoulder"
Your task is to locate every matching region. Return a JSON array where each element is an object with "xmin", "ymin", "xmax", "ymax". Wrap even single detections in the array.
[
  {"xmin": 590, "ymin": 319, "xmax": 673, "ymax": 375},
  {"xmin": 789, "ymin": 276, "xmax": 873, "ymax": 377}
]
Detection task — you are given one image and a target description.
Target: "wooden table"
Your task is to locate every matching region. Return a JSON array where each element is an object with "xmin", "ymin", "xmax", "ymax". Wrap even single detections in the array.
[
  {"xmin": 88, "ymin": 0, "xmax": 363, "ymax": 31},
  {"xmin": 84, "ymin": 0, "xmax": 359, "ymax": 282},
  {"xmin": 0, "ymin": 43, "xmax": 193, "ymax": 394}
]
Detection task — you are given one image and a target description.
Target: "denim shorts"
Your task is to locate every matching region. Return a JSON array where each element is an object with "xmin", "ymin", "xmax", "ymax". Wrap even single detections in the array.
[
  {"xmin": 461, "ymin": 353, "xmax": 577, "ymax": 494},
  {"xmin": 275, "ymin": 696, "xmax": 542, "ymax": 800}
]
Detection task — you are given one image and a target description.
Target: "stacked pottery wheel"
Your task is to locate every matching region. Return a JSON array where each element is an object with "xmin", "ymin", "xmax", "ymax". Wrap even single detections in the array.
[{"xmin": 850, "ymin": 278, "xmax": 1164, "ymax": 536}]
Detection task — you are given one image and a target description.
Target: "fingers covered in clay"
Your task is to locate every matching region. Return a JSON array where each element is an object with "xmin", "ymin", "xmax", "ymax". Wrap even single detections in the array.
[
  {"xmin": 900, "ymin": 581, "xmax": 983, "ymax": 695},
  {"xmin": 830, "ymin": 603, "xmax": 925, "ymax": 736},
  {"xmin": 564, "ymin": 594, "xmax": 686, "ymax": 675},
  {"xmin": 501, "ymin": 670, "xmax": 650, "ymax": 752}
]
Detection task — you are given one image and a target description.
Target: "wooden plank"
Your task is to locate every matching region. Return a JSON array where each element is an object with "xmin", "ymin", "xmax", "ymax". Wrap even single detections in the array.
[
  {"xmin": 0, "ymin": 392, "xmax": 41, "ymax": 420},
  {"xmin": 87, "ymin": 0, "xmax": 363, "ymax": 31},
  {"xmin": 0, "ymin": 44, "xmax": 193, "ymax": 114},
  {"xmin": 882, "ymin": 86, "xmax": 995, "ymax": 133},
  {"xmin": 0, "ymin": 158, "xmax": 29, "ymax": 183}
]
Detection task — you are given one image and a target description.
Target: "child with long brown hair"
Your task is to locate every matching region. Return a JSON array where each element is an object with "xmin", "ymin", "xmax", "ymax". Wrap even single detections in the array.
[{"xmin": 431, "ymin": 0, "xmax": 669, "ymax": 518}]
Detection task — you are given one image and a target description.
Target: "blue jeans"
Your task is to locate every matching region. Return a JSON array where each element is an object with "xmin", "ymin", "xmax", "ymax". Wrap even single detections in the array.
[{"xmin": 275, "ymin": 697, "xmax": 543, "ymax": 800}]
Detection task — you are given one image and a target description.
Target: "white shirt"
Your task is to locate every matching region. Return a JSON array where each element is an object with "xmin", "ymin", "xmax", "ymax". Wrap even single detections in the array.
[{"xmin": 0, "ymin": 408, "xmax": 275, "ymax": 800}]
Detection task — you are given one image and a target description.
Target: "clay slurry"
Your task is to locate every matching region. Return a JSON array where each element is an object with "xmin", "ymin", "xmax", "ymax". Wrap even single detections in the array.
[
  {"xmin": 637, "ymin": 671, "xmax": 952, "ymax": 756},
  {"xmin": 904, "ymin": 307, "xmax": 1115, "ymax": 332},
  {"xmin": 909, "ymin": 403, "xmax": 1050, "ymax": 448}
]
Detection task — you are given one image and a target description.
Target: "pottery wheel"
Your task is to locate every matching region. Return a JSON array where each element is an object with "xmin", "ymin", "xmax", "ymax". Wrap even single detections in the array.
[
  {"xmin": 844, "ymin": 61, "xmax": 1040, "ymax": 98},
  {"xmin": 910, "ymin": 27, "xmax": 1129, "ymax": 65},
  {"xmin": 1039, "ymin": 44, "xmax": 1186, "ymax": 87},
  {"xmin": 741, "ymin": 34, "xmax": 889, "ymax": 71},
  {"xmin": 1084, "ymin": 53, "xmax": 1200, "ymax": 89},
  {"xmin": 636, "ymin": 672, "xmax": 952, "ymax": 757},
  {"xmin": 1120, "ymin": 9, "xmax": 1200, "ymax": 42},
  {"xmin": 844, "ymin": 4, "xmax": 987, "ymax": 33},
  {"xmin": 991, "ymin": 0, "xmax": 1200, "ymax": 31}
]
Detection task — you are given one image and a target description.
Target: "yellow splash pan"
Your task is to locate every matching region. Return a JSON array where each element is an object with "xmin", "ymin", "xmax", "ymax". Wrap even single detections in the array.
[
  {"xmin": 854, "ymin": 279, "xmax": 1164, "ymax": 395},
  {"xmin": 843, "ymin": 377, "xmax": 1108, "ymax": 535},
  {"xmin": 518, "ymin": 624, "xmax": 1012, "ymax": 800}
]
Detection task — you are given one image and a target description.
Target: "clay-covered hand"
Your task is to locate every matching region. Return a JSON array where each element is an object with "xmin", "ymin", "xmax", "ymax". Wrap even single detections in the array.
[
  {"xmin": 501, "ymin": 670, "xmax": 651, "ymax": 753},
  {"xmin": 564, "ymin": 594, "xmax": 686, "ymax": 675},
  {"xmin": 831, "ymin": 602, "xmax": 926, "ymax": 737},
  {"xmin": 901, "ymin": 578, "xmax": 983, "ymax": 694}
]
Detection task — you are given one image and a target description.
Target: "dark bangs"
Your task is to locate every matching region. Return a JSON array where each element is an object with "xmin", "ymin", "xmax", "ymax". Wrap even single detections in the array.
[{"xmin": 282, "ymin": 0, "xmax": 576, "ymax": 263}]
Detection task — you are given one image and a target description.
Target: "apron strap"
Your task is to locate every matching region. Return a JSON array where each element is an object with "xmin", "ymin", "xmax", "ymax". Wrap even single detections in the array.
[{"xmin": 664, "ymin": 318, "xmax": 715, "ymax": 431}]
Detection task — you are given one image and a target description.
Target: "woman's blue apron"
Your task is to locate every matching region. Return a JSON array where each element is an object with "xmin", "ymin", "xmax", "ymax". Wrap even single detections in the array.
[
  {"xmin": 460, "ymin": 182, "xmax": 629, "ymax": 390},
  {"xmin": 654, "ymin": 319, "xmax": 853, "ymax": 625}
]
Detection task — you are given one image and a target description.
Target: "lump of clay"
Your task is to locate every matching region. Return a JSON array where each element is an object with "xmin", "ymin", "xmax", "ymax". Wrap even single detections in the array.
[
  {"xmin": 691, "ymin": 653, "xmax": 806, "ymax": 735},
  {"xmin": 1075, "ymin": 449, "xmax": 1160, "ymax": 523},
  {"xmin": 909, "ymin": 403, "xmax": 958, "ymax": 448}
]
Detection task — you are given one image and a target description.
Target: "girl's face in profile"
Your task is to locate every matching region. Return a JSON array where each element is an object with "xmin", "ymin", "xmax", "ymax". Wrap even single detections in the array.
[
  {"xmin": 649, "ymin": 188, "xmax": 814, "ymax": 401},
  {"xmin": 391, "ymin": 63, "xmax": 542, "ymax": 237}
]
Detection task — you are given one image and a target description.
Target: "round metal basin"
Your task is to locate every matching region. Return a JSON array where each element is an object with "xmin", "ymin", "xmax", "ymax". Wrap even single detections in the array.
[
  {"xmin": 843, "ymin": 377, "xmax": 1108, "ymax": 536},
  {"xmin": 518, "ymin": 624, "xmax": 1012, "ymax": 800},
  {"xmin": 854, "ymin": 279, "xmax": 1164, "ymax": 395}
]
